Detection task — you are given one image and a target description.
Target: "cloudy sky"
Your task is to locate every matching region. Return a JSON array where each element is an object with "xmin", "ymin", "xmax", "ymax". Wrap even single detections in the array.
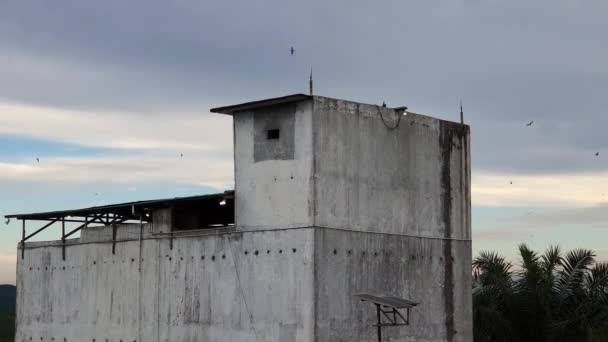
[{"xmin": 1, "ymin": 0, "xmax": 607, "ymax": 284}]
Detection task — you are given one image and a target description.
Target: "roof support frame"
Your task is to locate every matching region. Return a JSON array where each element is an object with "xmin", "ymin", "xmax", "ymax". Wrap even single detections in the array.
[{"xmin": 23, "ymin": 218, "xmax": 59, "ymax": 241}]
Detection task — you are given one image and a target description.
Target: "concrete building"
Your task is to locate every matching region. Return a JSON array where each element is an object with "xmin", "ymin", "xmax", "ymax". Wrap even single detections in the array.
[{"xmin": 7, "ymin": 94, "xmax": 472, "ymax": 342}]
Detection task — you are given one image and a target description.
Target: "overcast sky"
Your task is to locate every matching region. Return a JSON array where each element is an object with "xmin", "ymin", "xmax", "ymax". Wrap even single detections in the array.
[{"xmin": 1, "ymin": 0, "xmax": 607, "ymax": 284}]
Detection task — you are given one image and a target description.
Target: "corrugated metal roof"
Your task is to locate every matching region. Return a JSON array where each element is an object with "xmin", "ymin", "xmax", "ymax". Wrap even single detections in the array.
[
  {"xmin": 5, "ymin": 191, "xmax": 234, "ymax": 220},
  {"xmin": 210, "ymin": 94, "xmax": 311, "ymax": 115}
]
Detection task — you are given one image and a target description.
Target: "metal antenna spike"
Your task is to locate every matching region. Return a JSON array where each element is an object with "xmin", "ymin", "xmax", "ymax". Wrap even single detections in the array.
[
  {"xmin": 459, "ymin": 99, "xmax": 464, "ymax": 125},
  {"xmin": 309, "ymin": 67, "xmax": 313, "ymax": 96}
]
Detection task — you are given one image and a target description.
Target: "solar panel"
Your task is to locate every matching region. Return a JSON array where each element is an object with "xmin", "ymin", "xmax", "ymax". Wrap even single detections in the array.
[{"xmin": 354, "ymin": 294, "xmax": 419, "ymax": 309}]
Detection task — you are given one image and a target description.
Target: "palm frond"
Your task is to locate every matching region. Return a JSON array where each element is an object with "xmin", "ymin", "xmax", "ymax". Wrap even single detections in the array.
[
  {"xmin": 586, "ymin": 262, "xmax": 608, "ymax": 304},
  {"xmin": 541, "ymin": 245, "xmax": 562, "ymax": 276},
  {"xmin": 473, "ymin": 251, "xmax": 513, "ymax": 286}
]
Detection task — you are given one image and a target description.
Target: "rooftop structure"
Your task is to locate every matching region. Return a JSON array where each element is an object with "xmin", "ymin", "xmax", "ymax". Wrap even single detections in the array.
[{"xmin": 8, "ymin": 94, "xmax": 472, "ymax": 342}]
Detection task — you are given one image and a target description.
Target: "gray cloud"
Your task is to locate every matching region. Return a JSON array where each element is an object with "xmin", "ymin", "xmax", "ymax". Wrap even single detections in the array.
[
  {"xmin": 1, "ymin": 0, "xmax": 607, "ymax": 174},
  {"xmin": 505, "ymin": 204, "xmax": 608, "ymax": 228}
]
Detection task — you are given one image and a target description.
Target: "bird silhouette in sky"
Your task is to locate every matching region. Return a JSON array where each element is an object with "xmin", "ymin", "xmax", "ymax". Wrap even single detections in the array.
[
  {"xmin": 180, "ymin": 153, "xmax": 184, "ymax": 158},
  {"xmin": 36, "ymin": 157, "xmax": 39, "ymax": 163},
  {"xmin": 94, "ymin": 192, "xmax": 99, "ymax": 196},
  {"xmin": 526, "ymin": 121, "xmax": 534, "ymax": 127},
  {"xmin": 510, "ymin": 181, "xmax": 513, "ymax": 185},
  {"xmin": 595, "ymin": 152, "xmax": 600, "ymax": 156},
  {"xmin": 290, "ymin": 47, "xmax": 294, "ymax": 55}
]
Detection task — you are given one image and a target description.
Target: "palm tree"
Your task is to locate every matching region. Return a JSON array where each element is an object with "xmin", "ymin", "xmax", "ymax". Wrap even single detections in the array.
[
  {"xmin": 473, "ymin": 245, "xmax": 608, "ymax": 342},
  {"xmin": 472, "ymin": 251, "xmax": 516, "ymax": 342}
]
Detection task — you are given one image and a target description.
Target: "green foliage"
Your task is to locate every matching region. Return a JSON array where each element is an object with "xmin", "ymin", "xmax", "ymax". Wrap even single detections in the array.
[
  {"xmin": 473, "ymin": 245, "xmax": 608, "ymax": 342},
  {"xmin": 0, "ymin": 285, "xmax": 15, "ymax": 342}
]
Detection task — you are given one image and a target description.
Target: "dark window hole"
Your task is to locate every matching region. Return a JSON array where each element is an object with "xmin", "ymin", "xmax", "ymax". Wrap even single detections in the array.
[{"xmin": 267, "ymin": 129, "xmax": 280, "ymax": 140}]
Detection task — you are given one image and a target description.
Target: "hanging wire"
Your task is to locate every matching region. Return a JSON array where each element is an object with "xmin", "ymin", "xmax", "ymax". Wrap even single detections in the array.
[{"xmin": 378, "ymin": 107, "xmax": 403, "ymax": 129}]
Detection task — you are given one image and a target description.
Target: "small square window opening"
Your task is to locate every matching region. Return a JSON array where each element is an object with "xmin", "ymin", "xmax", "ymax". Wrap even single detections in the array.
[{"xmin": 267, "ymin": 129, "xmax": 280, "ymax": 140}]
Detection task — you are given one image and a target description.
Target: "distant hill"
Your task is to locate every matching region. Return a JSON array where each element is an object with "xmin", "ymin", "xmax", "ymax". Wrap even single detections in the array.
[
  {"xmin": 0, "ymin": 284, "xmax": 15, "ymax": 342},
  {"xmin": 0, "ymin": 285, "xmax": 16, "ymax": 310}
]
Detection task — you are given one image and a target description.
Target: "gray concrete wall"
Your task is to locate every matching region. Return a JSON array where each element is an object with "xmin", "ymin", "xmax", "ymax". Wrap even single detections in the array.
[
  {"xmin": 313, "ymin": 228, "xmax": 472, "ymax": 342},
  {"xmin": 16, "ymin": 226, "xmax": 315, "ymax": 342},
  {"xmin": 312, "ymin": 96, "xmax": 471, "ymax": 240},
  {"xmin": 310, "ymin": 97, "xmax": 472, "ymax": 341},
  {"xmin": 233, "ymin": 100, "xmax": 314, "ymax": 230}
]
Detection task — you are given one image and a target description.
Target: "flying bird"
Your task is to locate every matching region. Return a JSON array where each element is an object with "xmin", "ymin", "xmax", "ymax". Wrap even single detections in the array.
[
  {"xmin": 290, "ymin": 47, "xmax": 294, "ymax": 55},
  {"xmin": 94, "ymin": 192, "xmax": 99, "ymax": 196},
  {"xmin": 180, "ymin": 153, "xmax": 184, "ymax": 158},
  {"xmin": 526, "ymin": 121, "xmax": 534, "ymax": 127},
  {"xmin": 510, "ymin": 181, "xmax": 513, "ymax": 185},
  {"xmin": 36, "ymin": 157, "xmax": 39, "ymax": 163},
  {"xmin": 595, "ymin": 152, "xmax": 600, "ymax": 156}
]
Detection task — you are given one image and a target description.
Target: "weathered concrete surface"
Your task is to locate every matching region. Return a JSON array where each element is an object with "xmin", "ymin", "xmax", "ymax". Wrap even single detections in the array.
[
  {"xmin": 314, "ymin": 228, "xmax": 472, "ymax": 342},
  {"xmin": 312, "ymin": 97, "xmax": 471, "ymax": 240},
  {"xmin": 16, "ymin": 226, "xmax": 315, "ymax": 342},
  {"xmin": 234, "ymin": 100, "xmax": 314, "ymax": 230},
  {"xmin": 310, "ymin": 97, "xmax": 472, "ymax": 341}
]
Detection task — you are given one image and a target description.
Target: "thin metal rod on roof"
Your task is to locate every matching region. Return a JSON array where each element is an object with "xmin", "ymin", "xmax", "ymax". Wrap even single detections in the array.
[
  {"xmin": 460, "ymin": 99, "xmax": 464, "ymax": 125},
  {"xmin": 309, "ymin": 68, "xmax": 313, "ymax": 96}
]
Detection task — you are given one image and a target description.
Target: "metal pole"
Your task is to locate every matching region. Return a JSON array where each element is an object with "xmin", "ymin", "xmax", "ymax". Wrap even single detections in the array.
[
  {"xmin": 112, "ymin": 223, "xmax": 117, "ymax": 255},
  {"xmin": 61, "ymin": 218, "xmax": 66, "ymax": 261},
  {"xmin": 376, "ymin": 304, "xmax": 382, "ymax": 342},
  {"xmin": 21, "ymin": 220, "xmax": 25, "ymax": 259},
  {"xmin": 138, "ymin": 215, "xmax": 143, "ymax": 272},
  {"xmin": 460, "ymin": 100, "xmax": 464, "ymax": 125}
]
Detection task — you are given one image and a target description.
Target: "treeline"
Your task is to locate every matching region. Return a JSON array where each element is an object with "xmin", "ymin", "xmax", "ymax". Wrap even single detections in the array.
[
  {"xmin": 473, "ymin": 245, "xmax": 608, "ymax": 342},
  {"xmin": 0, "ymin": 285, "xmax": 15, "ymax": 342}
]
